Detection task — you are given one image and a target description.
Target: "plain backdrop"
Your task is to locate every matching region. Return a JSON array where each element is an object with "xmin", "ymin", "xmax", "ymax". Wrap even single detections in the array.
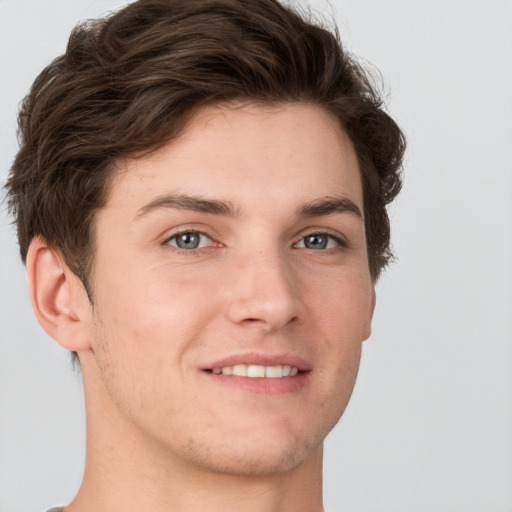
[{"xmin": 1, "ymin": 1, "xmax": 511, "ymax": 511}]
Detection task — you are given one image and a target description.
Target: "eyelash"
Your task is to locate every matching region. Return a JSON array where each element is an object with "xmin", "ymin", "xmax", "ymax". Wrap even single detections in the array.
[
  {"xmin": 162, "ymin": 229, "xmax": 347, "ymax": 253},
  {"xmin": 294, "ymin": 231, "xmax": 347, "ymax": 252},
  {"xmin": 163, "ymin": 229, "xmax": 217, "ymax": 252}
]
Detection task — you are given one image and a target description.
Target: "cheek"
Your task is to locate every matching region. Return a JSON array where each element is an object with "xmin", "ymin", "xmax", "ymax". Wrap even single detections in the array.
[
  {"xmin": 88, "ymin": 272, "xmax": 210, "ymax": 419},
  {"xmin": 308, "ymin": 269, "xmax": 373, "ymax": 341},
  {"xmin": 305, "ymin": 269, "xmax": 372, "ymax": 397},
  {"xmin": 89, "ymin": 262, "xmax": 223, "ymax": 394}
]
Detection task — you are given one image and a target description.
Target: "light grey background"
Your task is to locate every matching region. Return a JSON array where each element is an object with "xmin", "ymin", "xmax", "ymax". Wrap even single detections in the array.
[{"xmin": 1, "ymin": 1, "xmax": 511, "ymax": 511}]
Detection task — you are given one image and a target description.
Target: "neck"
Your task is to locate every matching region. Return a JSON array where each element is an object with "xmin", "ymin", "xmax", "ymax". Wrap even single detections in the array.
[{"xmin": 66, "ymin": 355, "xmax": 324, "ymax": 512}]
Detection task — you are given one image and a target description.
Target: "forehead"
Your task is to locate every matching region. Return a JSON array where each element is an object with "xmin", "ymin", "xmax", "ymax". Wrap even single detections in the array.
[{"xmin": 107, "ymin": 102, "xmax": 362, "ymax": 215}]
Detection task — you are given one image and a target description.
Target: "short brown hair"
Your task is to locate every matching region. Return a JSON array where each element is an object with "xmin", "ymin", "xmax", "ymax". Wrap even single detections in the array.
[{"xmin": 5, "ymin": 0, "xmax": 405, "ymax": 290}]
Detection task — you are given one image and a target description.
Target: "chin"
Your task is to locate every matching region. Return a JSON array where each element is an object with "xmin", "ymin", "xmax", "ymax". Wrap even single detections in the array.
[
  {"xmin": 190, "ymin": 440, "xmax": 318, "ymax": 477},
  {"xmin": 177, "ymin": 417, "xmax": 334, "ymax": 477}
]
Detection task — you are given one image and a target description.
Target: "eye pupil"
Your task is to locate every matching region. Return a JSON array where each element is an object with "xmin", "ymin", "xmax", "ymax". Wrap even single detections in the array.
[
  {"xmin": 176, "ymin": 232, "xmax": 200, "ymax": 249},
  {"xmin": 305, "ymin": 234, "xmax": 328, "ymax": 250}
]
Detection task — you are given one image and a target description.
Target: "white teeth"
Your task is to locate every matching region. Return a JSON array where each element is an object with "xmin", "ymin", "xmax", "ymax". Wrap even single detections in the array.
[
  {"xmin": 265, "ymin": 365, "xmax": 283, "ymax": 378},
  {"xmin": 232, "ymin": 364, "xmax": 247, "ymax": 377},
  {"xmin": 247, "ymin": 365, "xmax": 265, "ymax": 378},
  {"xmin": 212, "ymin": 364, "xmax": 300, "ymax": 378}
]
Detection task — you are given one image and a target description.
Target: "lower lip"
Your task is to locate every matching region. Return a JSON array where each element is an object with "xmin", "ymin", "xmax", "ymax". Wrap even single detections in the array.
[{"xmin": 203, "ymin": 371, "xmax": 311, "ymax": 395}]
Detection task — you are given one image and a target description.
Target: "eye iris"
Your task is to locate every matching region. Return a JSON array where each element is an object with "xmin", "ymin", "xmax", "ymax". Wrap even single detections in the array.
[
  {"xmin": 176, "ymin": 232, "xmax": 200, "ymax": 249},
  {"xmin": 305, "ymin": 234, "xmax": 328, "ymax": 249}
]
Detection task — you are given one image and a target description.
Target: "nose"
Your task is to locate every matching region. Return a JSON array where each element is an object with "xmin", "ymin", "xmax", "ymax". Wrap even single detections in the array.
[{"xmin": 225, "ymin": 247, "xmax": 301, "ymax": 333}]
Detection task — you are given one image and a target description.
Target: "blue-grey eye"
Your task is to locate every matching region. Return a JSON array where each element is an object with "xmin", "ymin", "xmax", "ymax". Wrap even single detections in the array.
[
  {"xmin": 297, "ymin": 234, "xmax": 339, "ymax": 250},
  {"xmin": 167, "ymin": 231, "xmax": 212, "ymax": 250}
]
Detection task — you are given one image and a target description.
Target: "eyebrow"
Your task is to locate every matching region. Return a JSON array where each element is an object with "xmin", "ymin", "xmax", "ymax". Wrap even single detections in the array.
[
  {"xmin": 296, "ymin": 197, "xmax": 363, "ymax": 220},
  {"xmin": 134, "ymin": 193, "xmax": 363, "ymax": 221},
  {"xmin": 135, "ymin": 194, "xmax": 239, "ymax": 220}
]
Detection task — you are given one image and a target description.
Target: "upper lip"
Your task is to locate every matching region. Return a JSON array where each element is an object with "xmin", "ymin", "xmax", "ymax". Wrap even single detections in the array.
[{"xmin": 204, "ymin": 352, "xmax": 311, "ymax": 371}]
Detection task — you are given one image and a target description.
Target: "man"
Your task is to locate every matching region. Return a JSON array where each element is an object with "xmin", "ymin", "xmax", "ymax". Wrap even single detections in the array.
[{"xmin": 4, "ymin": 0, "xmax": 405, "ymax": 510}]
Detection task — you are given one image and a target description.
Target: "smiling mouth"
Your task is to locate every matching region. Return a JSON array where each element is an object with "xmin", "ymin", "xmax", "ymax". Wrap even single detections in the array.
[
  {"xmin": 205, "ymin": 364, "xmax": 303, "ymax": 378},
  {"xmin": 203, "ymin": 357, "xmax": 311, "ymax": 394}
]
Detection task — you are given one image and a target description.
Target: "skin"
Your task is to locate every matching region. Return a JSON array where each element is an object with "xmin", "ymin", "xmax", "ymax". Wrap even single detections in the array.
[{"xmin": 27, "ymin": 102, "xmax": 375, "ymax": 512}]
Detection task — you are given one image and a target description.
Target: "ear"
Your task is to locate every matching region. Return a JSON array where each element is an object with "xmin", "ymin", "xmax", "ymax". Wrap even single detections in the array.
[
  {"xmin": 26, "ymin": 236, "xmax": 92, "ymax": 351},
  {"xmin": 362, "ymin": 287, "xmax": 376, "ymax": 341}
]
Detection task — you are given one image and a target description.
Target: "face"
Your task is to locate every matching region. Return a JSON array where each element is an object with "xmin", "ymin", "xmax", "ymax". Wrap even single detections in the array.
[{"xmin": 83, "ymin": 102, "xmax": 374, "ymax": 476}]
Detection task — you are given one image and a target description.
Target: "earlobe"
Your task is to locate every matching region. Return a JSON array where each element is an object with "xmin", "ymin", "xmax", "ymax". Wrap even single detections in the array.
[
  {"xmin": 26, "ymin": 237, "xmax": 91, "ymax": 351},
  {"xmin": 362, "ymin": 288, "xmax": 376, "ymax": 341}
]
